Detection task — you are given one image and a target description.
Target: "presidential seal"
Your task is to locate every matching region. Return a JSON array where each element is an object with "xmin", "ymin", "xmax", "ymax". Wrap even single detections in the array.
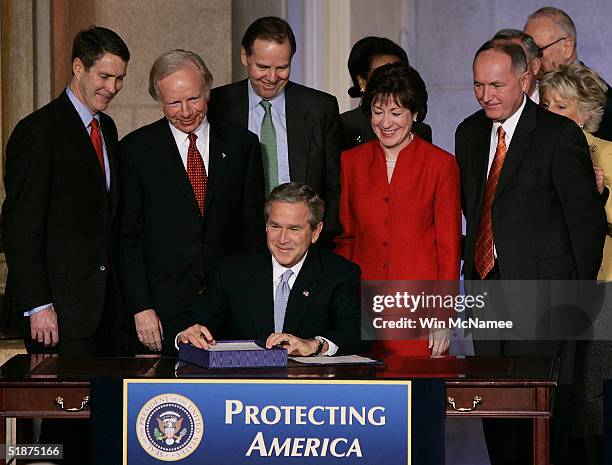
[{"xmin": 136, "ymin": 393, "xmax": 204, "ymax": 461}]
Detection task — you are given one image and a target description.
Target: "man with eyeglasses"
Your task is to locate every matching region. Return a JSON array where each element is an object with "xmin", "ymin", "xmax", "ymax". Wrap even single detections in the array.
[{"xmin": 524, "ymin": 6, "xmax": 612, "ymax": 141}]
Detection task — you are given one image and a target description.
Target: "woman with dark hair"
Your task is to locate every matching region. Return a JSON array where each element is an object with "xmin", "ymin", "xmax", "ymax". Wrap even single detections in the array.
[
  {"xmin": 336, "ymin": 63, "xmax": 460, "ymax": 357},
  {"xmin": 341, "ymin": 36, "xmax": 432, "ymax": 149}
]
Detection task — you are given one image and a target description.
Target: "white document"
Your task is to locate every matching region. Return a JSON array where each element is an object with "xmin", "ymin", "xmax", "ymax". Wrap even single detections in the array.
[{"xmin": 289, "ymin": 355, "xmax": 378, "ymax": 365}]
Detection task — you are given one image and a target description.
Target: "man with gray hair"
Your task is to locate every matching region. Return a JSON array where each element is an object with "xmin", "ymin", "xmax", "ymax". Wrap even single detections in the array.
[
  {"xmin": 524, "ymin": 6, "xmax": 612, "ymax": 140},
  {"xmin": 171, "ymin": 182, "xmax": 362, "ymax": 357},
  {"xmin": 120, "ymin": 49, "xmax": 265, "ymax": 353},
  {"xmin": 492, "ymin": 28, "xmax": 542, "ymax": 103}
]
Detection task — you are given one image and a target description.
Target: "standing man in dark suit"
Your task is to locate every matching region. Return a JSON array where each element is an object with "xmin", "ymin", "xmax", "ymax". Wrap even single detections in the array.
[
  {"xmin": 524, "ymin": 6, "xmax": 612, "ymax": 141},
  {"xmin": 207, "ymin": 16, "xmax": 343, "ymax": 247},
  {"xmin": 174, "ymin": 182, "xmax": 361, "ymax": 356},
  {"xmin": 120, "ymin": 50, "xmax": 265, "ymax": 353},
  {"xmin": 2, "ymin": 26, "xmax": 130, "ymax": 356},
  {"xmin": 457, "ymin": 40, "xmax": 605, "ymax": 282},
  {"xmin": 456, "ymin": 40, "xmax": 606, "ymax": 465}
]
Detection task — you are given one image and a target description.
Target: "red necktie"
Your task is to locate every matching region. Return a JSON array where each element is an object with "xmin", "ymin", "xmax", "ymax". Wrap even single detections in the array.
[
  {"xmin": 187, "ymin": 133, "xmax": 208, "ymax": 215},
  {"xmin": 90, "ymin": 118, "xmax": 105, "ymax": 174},
  {"xmin": 474, "ymin": 126, "xmax": 507, "ymax": 278}
]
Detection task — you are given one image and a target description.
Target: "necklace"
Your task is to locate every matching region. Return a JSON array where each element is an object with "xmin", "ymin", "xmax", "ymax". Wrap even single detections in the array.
[{"xmin": 383, "ymin": 132, "xmax": 413, "ymax": 168}]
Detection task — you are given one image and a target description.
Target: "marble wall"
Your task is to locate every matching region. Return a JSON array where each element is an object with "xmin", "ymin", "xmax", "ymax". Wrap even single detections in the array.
[{"xmin": 96, "ymin": 0, "xmax": 232, "ymax": 138}]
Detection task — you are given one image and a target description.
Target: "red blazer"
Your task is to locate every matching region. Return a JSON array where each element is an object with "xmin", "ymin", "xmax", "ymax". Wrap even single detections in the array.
[
  {"xmin": 336, "ymin": 136, "xmax": 461, "ymax": 281},
  {"xmin": 336, "ymin": 136, "xmax": 461, "ymax": 356}
]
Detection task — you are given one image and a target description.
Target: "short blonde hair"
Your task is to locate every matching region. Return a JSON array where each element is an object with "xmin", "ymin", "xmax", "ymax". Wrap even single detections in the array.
[{"xmin": 539, "ymin": 63, "xmax": 607, "ymax": 132}]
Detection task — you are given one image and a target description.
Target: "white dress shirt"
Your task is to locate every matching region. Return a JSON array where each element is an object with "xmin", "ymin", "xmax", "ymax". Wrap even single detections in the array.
[
  {"xmin": 168, "ymin": 118, "xmax": 210, "ymax": 172},
  {"xmin": 247, "ymin": 81, "xmax": 291, "ymax": 184}
]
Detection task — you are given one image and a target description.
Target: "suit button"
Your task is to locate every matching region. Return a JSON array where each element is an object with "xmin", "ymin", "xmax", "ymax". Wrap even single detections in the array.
[
  {"xmin": 383, "ymin": 197, "xmax": 390, "ymax": 203},
  {"xmin": 100, "ymin": 265, "xmax": 106, "ymax": 271},
  {"xmin": 382, "ymin": 241, "xmax": 388, "ymax": 247},
  {"xmin": 382, "ymin": 264, "xmax": 387, "ymax": 269},
  {"xmin": 384, "ymin": 220, "xmax": 389, "ymax": 226}
]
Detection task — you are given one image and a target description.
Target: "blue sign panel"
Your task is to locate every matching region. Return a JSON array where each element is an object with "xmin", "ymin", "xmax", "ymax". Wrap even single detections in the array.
[{"xmin": 124, "ymin": 380, "xmax": 411, "ymax": 464}]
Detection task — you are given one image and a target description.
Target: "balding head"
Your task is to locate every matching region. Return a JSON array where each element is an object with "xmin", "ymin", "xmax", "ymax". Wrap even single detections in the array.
[{"xmin": 524, "ymin": 7, "xmax": 577, "ymax": 76}]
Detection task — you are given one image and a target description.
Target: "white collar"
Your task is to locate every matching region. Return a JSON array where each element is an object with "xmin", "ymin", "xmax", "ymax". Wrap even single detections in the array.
[
  {"xmin": 271, "ymin": 251, "xmax": 308, "ymax": 284},
  {"xmin": 167, "ymin": 117, "xmax": 209, "ymax": 145},
  {"xmin": 493, "ymin": 94, "xmax": 527, "ymax": 141}
]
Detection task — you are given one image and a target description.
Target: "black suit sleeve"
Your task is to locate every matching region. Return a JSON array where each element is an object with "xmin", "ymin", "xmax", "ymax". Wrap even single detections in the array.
[
  {"xmin": 320, "ymin": 98, "xmax": 343, "ymax": 247},
  {"xmin": 454, "ymin": 122, "xmax": 472, "ymax": 271},
  {"xmin": 320, "ymin": 264, "xmax": 362, "ymax": 355},
  {"xmin": 2, "ymin": 117, "xmax": 54, "ymax": 313},
  {"xmin": 454, "ymin": 123, "xmax": 469, "ymax": 223},
  {"xmin": 413, "ymin": 122, "xmax": 433, "ymax": 143},
  {"xmin": 553, "ymin": 122, "xmax": 607, "ymax": 279},
  {"xmin": 241, "ymin": 133, "xmax": 266, "ymax": 251},
  {"xmin": 119, "ymin": 139, "xmax": 155, "ymax": 315},
  {"xmin": 163, "ymin": 265, "xmax": 229, "ymax": 351},
  {"xmin": 593, "ymin": 86, "xmax": 612, "ymax": 142}
]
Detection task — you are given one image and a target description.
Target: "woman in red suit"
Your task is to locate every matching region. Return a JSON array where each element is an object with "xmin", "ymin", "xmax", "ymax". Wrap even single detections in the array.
[{"xmin": 335, "ymin": 63, "xmax": 461, "ymax": 357}]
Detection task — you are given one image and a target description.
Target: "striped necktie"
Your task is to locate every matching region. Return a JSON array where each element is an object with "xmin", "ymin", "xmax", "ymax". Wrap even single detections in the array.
[{"xmin": 474, "ymin": 126, "xmax": 507, "ymax": 278}]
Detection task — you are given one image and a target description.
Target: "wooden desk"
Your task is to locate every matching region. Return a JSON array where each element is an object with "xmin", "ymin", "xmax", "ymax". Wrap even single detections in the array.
[{"xmin": 0, "ymin": 355, "xmax": 557, "ymax": 465}]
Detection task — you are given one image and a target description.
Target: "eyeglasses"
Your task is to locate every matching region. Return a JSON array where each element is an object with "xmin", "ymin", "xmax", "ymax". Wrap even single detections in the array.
[{"xmin": 538, "ymin": 37, "xmax": 566, "ymax": 53}]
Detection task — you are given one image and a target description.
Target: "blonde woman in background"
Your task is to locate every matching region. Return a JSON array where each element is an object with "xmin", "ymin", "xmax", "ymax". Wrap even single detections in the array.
[{"xmin": 540, "ymin": 63, "xmax": 612, "ymax": 280}]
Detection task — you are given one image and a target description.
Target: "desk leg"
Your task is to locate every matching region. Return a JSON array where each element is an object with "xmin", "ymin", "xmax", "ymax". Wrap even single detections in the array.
[
  {"xmin": 1, "ymin": 417, "xmax": 5, "ymax": 465},
  {"xmin": 533, "ymin": 387, "xmax": 550, "ymax": 465}
]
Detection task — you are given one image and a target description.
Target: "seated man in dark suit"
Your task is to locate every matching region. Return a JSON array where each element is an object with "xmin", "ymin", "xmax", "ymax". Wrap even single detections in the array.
[{"xmin": 173, "ymin": 182, "xmax": 362, "ymax": 356}]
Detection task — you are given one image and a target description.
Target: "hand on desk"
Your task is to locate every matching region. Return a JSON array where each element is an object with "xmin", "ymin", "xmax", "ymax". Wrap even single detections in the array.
[
  {"xmin": 429, "ymin": 327, "xmax": 450, "ymax": 357},
  {"xmin": 178, "ymin": 324, "xmax": 216, "ymax": 349},
  {"xmin": 30, "ymin": 305, "xmax": 59, "ymax": 347},
  {"xmin": 266, "ymin": 333, "xmax": 326, "ymax": 356},
  {"xmin": 134, "ymin": 309, "xmax": 164, "ymax": 352}
]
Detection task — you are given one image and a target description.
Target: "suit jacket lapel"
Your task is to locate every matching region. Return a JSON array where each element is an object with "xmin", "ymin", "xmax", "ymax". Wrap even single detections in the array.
[
  {"xmin": 285, "ymin": 82, "xmax": 311, "ymax": 182},
  {"xmin": 154, "ymin": 120, "xmax": 201, "ymax": 212},
  {"xmin": 283, "ymin": 249, "xmax": 323, "ymax": 334},
  {"xmin": 56, "ymin": 93, "xmax": 108, "ymax": 198},
  {"xmin": 230, "ymin": 80, "xmax": 250, "ymax": 127},
  {"xmin": 100, "ymin": 117, "xmax": 118, "ymax": 221},
  {"xmin": 472, "ymin": 113, "xmax": 493, "ymax": 214},
  {"xmin": 204, "ymin": 119, "xmax": 230, "ymax": 210},
  {"xmin": 494, "ymin": 98, "xmax": 535, "ymax": 201}
]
